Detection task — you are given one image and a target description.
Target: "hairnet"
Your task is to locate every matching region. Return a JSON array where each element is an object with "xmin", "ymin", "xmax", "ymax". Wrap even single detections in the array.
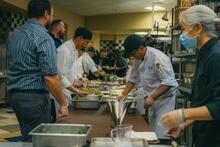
[{"xmin": 179, "ymin": 5, "xmax": 220, "ymax": 37}]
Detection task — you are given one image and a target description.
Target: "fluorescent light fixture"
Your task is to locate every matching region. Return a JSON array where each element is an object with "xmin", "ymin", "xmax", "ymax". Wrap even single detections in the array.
[
  {"xmin": 134, "ymin": 32, "xmax": 148, "ymax": 35},
  {"xmin": 144, "ymin": 5, "xmax": 165, "ymax": 11}
]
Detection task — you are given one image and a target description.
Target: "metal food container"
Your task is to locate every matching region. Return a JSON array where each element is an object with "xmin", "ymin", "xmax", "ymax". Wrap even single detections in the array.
[
  {"xmin": 107, "ymin": 99, "xmax": 134, "ymax": 126},
  {"xmin": 72, "ymin": 95, "xmax": 101, "ymax": 109},
  {"xmin": 30, "ymin": 123, "xmax": 91, "ymax": 147}
]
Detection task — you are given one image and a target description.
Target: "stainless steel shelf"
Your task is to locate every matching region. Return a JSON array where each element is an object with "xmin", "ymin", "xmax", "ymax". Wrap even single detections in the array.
[
  {"xmin": 172, "ymin": 58, "xmax": 196, "ymax": 63},
  {"xmin": 171, "ymin": 53, "xmax": 196, "ymax": 58}
]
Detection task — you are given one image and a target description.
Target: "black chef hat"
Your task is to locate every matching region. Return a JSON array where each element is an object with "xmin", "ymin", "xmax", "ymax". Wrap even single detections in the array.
[{"xmin": 123, "ymin": 34, "xmax": 146, "ymax": 58}]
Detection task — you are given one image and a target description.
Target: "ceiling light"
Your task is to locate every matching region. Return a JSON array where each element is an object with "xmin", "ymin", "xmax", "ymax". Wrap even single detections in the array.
[
  {"xmin": 144, "ymin": 5, "xmax": 165, "ymax": 11},
  {"xmin": 134, "ymin": 32, "xmax": 148, "ymax": 35}
]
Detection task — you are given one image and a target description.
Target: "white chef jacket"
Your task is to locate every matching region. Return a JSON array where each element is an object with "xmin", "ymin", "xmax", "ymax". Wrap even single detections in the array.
[
  {"xmin": 57, "ymin": 39, "xmax": 78, "ymax": 88},
  {"xmin": 68, "ymin": 57, "xmax": 83, "ymax": 82},
  {"xmin": 56, "ymin": 39, "xmax": 79, "ymax": 104},
  {"xmin": 128, "ymin": 46, "xmax": 178, "ymax": 97},
  {"xmin": 68, "ymin": 52, "xmax": 98, "ymax": 82},
  {"xmin": 82, "ymin": 52, "xmax": 98, "ymax": 74},
  {"xmin": 128, "ymin": 46, "xmax": 178, "ymax": 139}
]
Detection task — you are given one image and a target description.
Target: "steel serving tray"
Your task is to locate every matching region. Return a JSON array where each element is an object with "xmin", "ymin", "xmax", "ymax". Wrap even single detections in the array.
[
  {"xmin": 30, "ymin": 123, "xmax": 91, "ymax": 147},
  {"xmin": 72, "ymin": 95, "xmax": 101, "ymax": 109}
]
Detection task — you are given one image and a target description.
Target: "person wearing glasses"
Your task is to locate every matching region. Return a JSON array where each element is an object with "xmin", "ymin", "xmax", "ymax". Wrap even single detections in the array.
[{"xmin": 118, "ymin": 34, "xmax": 178, "ymax": 143}]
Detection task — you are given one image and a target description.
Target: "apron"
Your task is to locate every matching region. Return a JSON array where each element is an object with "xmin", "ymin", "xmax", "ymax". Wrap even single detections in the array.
[
  {"xmin": 148, "ymin": 94, "xmax": 176, "ymax": 139},
  {"xmin": 134, "ymin": 87, "xmax": 146, "ymax": 115}
]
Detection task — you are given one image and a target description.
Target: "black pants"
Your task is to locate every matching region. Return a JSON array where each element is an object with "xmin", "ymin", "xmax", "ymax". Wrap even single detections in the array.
[
  {"xmin": 8, "ymin": 91, "xmax": 51, "ymax": 142},
  {"xmin": 50, "ymin": 99, "xmax": 57, "ymax": 123}
]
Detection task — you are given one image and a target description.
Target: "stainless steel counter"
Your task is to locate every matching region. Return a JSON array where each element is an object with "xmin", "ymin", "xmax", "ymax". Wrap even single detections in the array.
[{"xmin": 0, "ymin": 142, "xmax": 171, "ymax": 147}]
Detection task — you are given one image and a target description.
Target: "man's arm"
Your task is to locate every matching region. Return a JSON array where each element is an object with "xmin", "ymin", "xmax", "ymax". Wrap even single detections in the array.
[
  {"xmin": 144, "ymin": 85, "xmax": 170, "ymax": 107},
  {"xmin": 66, "ymin": 84, "xmax": 88, "ymax": 97},
  {"xmin": 148, "ymin": 85, "xmax": 171, "ymax": 99},
  {"xmin": 184, "ymin": 106, "xmax": 213, "ymax": 121},
  {"xmin": 44, "ymin": 75, "xmax": 68, "ymax": 117},
  {"xmin": 118, "ymin": 81, "xmax": 135, "ymax": 100}
]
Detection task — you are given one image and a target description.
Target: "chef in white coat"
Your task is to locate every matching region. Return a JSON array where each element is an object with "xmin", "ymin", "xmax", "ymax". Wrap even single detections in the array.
[
  {"xmin": 57, "ymin": 27, "xmax": 92, "ymax": 104},
  {"xmin": 69, "ymin": 48, "xmax": 106, "ymax": 85},
  {"xmin": 118, "ymin": 34, "xmax": 178, "ymax": 142},
  {"xmin": 68, "ymin": 50, "xmax": 104, "ymax": 83}
]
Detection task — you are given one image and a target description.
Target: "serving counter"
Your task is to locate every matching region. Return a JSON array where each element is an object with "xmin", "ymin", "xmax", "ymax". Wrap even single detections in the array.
[{"xmin": 56, "ymin": 104, "xmax": 151, "ymax": 138}]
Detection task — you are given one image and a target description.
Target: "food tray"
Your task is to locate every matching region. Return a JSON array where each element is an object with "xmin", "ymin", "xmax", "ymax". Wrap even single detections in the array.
[
  {"xmin": 30, "ymin": 123, "xmax": 91, "ymax": 147},
  {"xmin": 72, "ymin": 95, "xmax": 101, "ymax": 109}
]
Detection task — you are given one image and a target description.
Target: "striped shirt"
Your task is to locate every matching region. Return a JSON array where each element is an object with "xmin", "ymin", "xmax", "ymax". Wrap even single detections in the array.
[{"xmin": 7, "ymin": 19, "xmax": 57, "ymax": 92}]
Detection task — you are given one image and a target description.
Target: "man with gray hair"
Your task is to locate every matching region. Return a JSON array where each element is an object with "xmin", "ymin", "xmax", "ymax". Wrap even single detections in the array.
[{"xmin": 160, "ymin": 5, "xmax": 220, "ymax": 147}]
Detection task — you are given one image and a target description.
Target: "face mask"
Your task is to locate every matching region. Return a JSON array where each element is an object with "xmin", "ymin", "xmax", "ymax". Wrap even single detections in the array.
[{"xmin": 180, "ymin": 30, "xmax": 197, "ymax": 49}]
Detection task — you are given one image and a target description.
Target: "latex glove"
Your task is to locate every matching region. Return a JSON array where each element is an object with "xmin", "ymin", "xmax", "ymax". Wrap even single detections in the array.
[
  {"xmin": 77, "ymin": 90, "xmax": 88, "ymax": 97},
  {"xmin": 159, "ymin": 109, "xmax": 185, "ymax": 129},
  {"xmin": 144, "ymin": 96, "xmax": 155, "ymax": 108},
  {"xmin": 58, "ymin": 106, "xmax": 69, "ymax": 118},
  {"xmin": 164, "ymin": 123, "xmax": 185, "ymax": 139}
]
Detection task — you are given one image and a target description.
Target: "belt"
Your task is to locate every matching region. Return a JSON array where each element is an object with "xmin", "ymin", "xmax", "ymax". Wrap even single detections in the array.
[{"xmin": 8, "ymin": 89, "xmax": 48, "ymax": 94}]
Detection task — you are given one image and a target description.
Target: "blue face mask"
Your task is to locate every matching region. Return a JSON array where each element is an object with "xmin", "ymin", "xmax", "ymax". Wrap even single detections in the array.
[{"xmin": 180, "ymin": 31, "xmax": 197, "ymax": 49}]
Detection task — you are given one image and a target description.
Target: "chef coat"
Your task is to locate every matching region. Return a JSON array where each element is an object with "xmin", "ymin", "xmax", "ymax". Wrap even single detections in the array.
[
  {"xmin": 57, "ymin": 39, "xmax": 79, "ymax": 103},
  {"xmin": 68, "ymin": 52, "xmax": 98, "ymax": 82},
  {"xmin": 128, "ymin": 46, "xmax": 178, "ymax": 139}
]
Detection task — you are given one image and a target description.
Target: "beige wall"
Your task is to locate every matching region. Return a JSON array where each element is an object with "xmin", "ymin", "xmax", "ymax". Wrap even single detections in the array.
[
  {"xmin": 100, "ymin": 34, "xmax": 127, "ymax": 41},
  {"xmin": 86, "ymin": 12, "xmax": 171, "ymax": 49},
  {"xmin": 2, "ymin": 1, "xmax": 171, "ymax": 49},
  {"xmin": 100, "ymin": 34, "xmax": 115, "ymax": 40},
  {"xmin": 50, "ymin": 0, "xmax": 85, "ymax": 39},
  {"xmin": 3, "ymin": 0, "xmax": 85, "ymax": 40},
  {"xmin": 115, "ymin": 34, "xmax": 128, "ymax": 41},
  {"xmin": 86, "ymin": 12, "xmax": 172, "ymax": 33},
  {"xmin": 3, "ymin": 0, "xmax": 28, "ymax": 9},
  {"xmin": 91, "ymin": 32, "xmax": 101, "ymax": 50},
  {"xmin": 90, "ymin": 34, "xmax": 128, "ymax": 50}
]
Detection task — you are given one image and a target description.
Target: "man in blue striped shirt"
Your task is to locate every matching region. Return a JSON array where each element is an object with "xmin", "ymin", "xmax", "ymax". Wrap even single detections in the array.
[{"xmin": 7, "ymin": 0, "xmax": 68, "ymax": 142}]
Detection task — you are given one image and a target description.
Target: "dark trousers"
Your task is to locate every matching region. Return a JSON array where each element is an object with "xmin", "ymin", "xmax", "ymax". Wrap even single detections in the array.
[
  {"xmin": 50, "ymin": 99, "xmax": 57, "ymax": 123},
  {"xmin": 8, "ymin": 91, "xmax": 51, "ymax": 142}
]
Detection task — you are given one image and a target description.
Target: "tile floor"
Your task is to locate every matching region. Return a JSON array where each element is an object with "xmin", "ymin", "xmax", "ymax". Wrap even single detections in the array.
[{"xmin": 0, "ymin": 108, "xmax": 21, "ymax": 141}]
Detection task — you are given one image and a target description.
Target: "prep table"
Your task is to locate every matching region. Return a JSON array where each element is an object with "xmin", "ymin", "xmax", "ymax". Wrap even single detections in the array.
[
  {"xmin": 0, "ymin": 104, "xmax": 173, "ymax": 147},
  {"xmin": 0, "ymin": 142, "xmax": 171, "ymax": 147},
  {"xmin": 56, "ymin": 104, "xmax": 151, "ymax": 138}
]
